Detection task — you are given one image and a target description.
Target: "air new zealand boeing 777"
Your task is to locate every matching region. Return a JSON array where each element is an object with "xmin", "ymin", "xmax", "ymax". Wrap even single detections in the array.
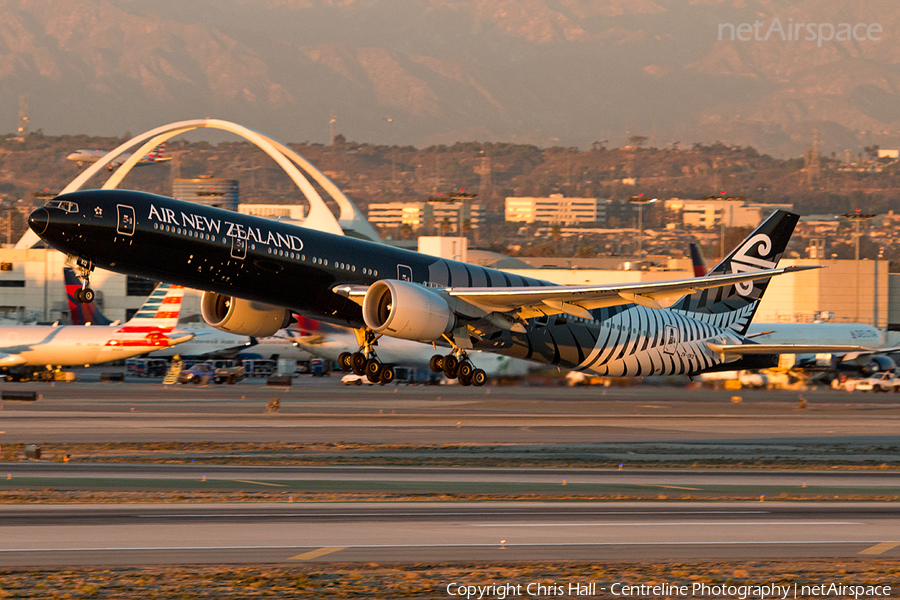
[{"xmin": 29, "ymin": 190, "xmax": 863, "ymax": 386}]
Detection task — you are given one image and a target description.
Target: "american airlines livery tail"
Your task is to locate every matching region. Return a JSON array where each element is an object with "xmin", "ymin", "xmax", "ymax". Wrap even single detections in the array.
[
  {"xmin": 122, "ymin": 282, "xmax": 185, "ymax": 332},
  {"xmin": 34, "ymin": 189, "xmax": 851, "ymax": 384},
  {"xmin": 0, "ymin": 280, "xmax": 191, "ymax": 375}
]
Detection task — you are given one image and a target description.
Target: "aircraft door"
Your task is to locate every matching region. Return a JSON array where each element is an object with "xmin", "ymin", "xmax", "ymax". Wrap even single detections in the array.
[
  {"xmin": 663, "ymin": 325, "xmax": 678, "ymax": 354},
  {"xmin": 397, "ymin": 265, "xmax": 412, "ymax": 281},
  {"xmin": 116, "ymin": 205, "xmax": 135, "ymax": 236},
  {"xmin": 230, "ymin": 235, "xmax": 247, "ymax": 260}
]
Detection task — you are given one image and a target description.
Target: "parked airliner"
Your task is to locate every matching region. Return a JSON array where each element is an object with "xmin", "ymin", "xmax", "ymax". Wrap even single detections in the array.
[
  {"xmin": 293, "ymin": 317, "xmax": 532, "ymax": 382},
  {"xmin": 30, "ymin": 189, "xmax": 857, "ymax": 387},
  {"xmin": 0, "ymin": 279, "xmax": 192, "ymax": 379}
]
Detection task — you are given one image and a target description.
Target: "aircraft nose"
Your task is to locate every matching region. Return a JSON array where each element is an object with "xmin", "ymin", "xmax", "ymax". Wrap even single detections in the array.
[{"xmin": 28, "ymin": 208, "xmax": 49, "ymax": 235}]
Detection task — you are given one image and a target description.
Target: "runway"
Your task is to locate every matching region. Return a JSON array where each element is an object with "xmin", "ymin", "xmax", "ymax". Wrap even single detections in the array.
[
  {"xmin": 1, "ymin": 379, "xmax": 899, "ymax": 447},
  {"xmin": 1, "ymin": 378, "xmax": 898, "ymax": 567},
  {"xmin": 0, "ymin": 501, "xmax": 898, "ymax": 566}
]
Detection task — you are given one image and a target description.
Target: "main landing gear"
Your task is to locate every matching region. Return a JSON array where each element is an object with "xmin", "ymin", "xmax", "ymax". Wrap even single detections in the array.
[
  {"xmin": 337, "ymin": 328, "xmax": 396, "ymax": 385},
  {"xmin": 71, "ymin": 257, "xmax": 95, "ymax": 304},
  {"xmin": 429, "ymin": 336, "xmax": 487, "ymax": 387}
]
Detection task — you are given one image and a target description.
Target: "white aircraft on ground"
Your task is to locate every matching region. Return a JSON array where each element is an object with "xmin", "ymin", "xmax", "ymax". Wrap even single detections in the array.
[
  {"xmin": 66, "ymin": 142, "xmax": 171, "ymax": 170},
  {"xmin": 0, "ymin": 280, "xmax": 192, "ymax": 379},
  {"xmin": 292, "ymin": 316, "xmax": 532, "ymax": 381},
  {"xmin": 148, "ymin": 321, "xmax": 312, "ymax": 361}
]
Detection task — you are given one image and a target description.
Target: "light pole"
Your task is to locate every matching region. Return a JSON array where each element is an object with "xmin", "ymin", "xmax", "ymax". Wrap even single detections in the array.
[
  {"xmin": 629, "ymin": 196, "xmax": 657, "ymax": 259},
  {"xmin": 841, "ymin": 211, "xmax": 877, "ymax": 323}
]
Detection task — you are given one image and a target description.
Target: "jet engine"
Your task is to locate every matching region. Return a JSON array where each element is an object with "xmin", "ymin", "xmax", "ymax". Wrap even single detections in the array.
[
  {"xmin": 200, "ymin": 292, "xmax": 291, "ymax": 337},
  {"xmin": 859, "ymin": 354, "xmax": 896, "ymax": 376},
  {"xmin": 362, "ymin": 280, "xmax": 455, "ymax": 341}
]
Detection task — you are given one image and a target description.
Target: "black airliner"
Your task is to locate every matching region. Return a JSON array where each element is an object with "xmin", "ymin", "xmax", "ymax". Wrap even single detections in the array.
[{"xmin": 29, "ymin": 190, "xmax": 858, "ymax": 386}]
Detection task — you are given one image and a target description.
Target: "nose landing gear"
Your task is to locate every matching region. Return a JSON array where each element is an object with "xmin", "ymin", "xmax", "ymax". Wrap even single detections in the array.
[
  {"xmin": 70, "ymin": 257, "xmax": 95, "ymax": 304},
  {"xmin": 338, "ymin": 328, "xmax": 396, "ymax": 385},
  {"xmin": 429, "ymin": 335, "xmax": 487, "ymax": 387}
]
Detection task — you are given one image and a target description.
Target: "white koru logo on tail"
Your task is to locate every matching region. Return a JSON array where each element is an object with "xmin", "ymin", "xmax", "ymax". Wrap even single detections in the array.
[{"xmin": 730, "ymin": 233, "xmax": 775, "ymax": 296}]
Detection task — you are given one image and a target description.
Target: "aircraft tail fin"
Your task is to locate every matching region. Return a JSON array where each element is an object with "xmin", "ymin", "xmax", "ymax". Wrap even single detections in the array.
[
  {"xmin": 123, "ymin": 282, "xmax": 185, "ymax": 331},
  {"xmin": 689, "ymin": 243, "xmax": 708, "ymax": 277},
  {"xmin": 145, "ymin": 141, "xmax": 167, "ymax": 161},
  {"xmin": 64, "ymin": 267, "xmax": 112, "ymax": 326},
  {"xmin": 672, "ymin": 210, "xmax": 800, "ymax": 335}
]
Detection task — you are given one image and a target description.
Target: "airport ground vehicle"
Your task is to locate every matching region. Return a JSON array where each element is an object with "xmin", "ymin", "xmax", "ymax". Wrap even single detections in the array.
[
  {"xmin": 213, "ymin": 363, "xmax": 244, "ymax": 384},
  {"xmin": 241, "ymin": 359, "xmax": 276, "ymax": 377},
  {"xmin": 177, "ymin": 362, "xmax": 215, "ymax": 384},
  {"xmin": 126, "ymin": 358, "xmax": 169, "ymax": 377},
  {"xmin": 851, "ymin": 371, "xmax": 900, "ymax": 392},
  {"xmin": 341, "ymin": 373, "xmax": 376, "ymax": 385},
  {"xmin": 310, "ymin": 358, "xmax": 330, "ymax": 377}
]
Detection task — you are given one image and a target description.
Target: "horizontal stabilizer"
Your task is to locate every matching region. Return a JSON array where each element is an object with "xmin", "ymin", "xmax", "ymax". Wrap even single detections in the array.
[{"xmin": 707, "ymin": 342, "xmax": 875, "ymax": 355}]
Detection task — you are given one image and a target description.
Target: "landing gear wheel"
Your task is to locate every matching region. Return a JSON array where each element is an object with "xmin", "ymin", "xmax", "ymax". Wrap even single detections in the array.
[
  {"xmin": 380, "ymin": 366, "xmax": 395, "ymax": 385},
  {"xmin": 338, "ymin": 352, "xmax": 353, "ymax": 371},
  {"xmin": 73, "ymin": 288, "xmax": 84, "ymax": 303},
  {"xmin": 471, "ymin": 368, "xmax": 487, "ymax": 387},
  {"xmin": 458, "ymin": 372, "xmax": 472, "ymax": 386},
  {"xmin": 365, "ymin": 358, "xmax": 382, "ymax": 378},
  {"xmin": 458, "ymin": 361, "xmax": 474, "ymax": 380},
  {"xmin": 442, "ymin": 354, "xmax": 459, "ymax": 378},
  {"xmin": 429, "ymin": 355, "xmax": 444, "ymax": 373},
  {"xmin": 351, "ymin": 352, "xmax": 367, "ymax": 376},
  {"xmin": 81, "ymin": 288, "xmax": 94, "ymax": 303}
]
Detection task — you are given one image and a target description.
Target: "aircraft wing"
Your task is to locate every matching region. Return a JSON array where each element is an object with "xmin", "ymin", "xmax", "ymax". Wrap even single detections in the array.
[
  {"xmin": 448, "ymin": 266, "xmax": 819, "ymax": 316},
  {"xmin": 337, "ymin": 265, "xmax": 818, "ymax": 323},
  {"xmin": 337, "ymin": 265, "xmax": 820, "ymax": 322}
]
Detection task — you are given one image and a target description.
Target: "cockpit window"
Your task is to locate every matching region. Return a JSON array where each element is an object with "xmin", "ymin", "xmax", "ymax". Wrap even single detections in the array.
[{"xmin": 44, "ymin": 200, "xmax": 79, "ymax": 213}]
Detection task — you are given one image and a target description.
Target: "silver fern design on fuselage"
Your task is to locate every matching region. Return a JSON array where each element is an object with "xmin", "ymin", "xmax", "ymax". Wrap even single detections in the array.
[{"xmin": 501, "ymin": 210, "xmax": 798, "ymax": 376}]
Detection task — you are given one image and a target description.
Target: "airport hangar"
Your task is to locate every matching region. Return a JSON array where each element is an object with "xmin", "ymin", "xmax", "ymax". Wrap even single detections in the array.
[{"xmin": 1, "ymin": 119, "xmax": 897, "ymax": 343}]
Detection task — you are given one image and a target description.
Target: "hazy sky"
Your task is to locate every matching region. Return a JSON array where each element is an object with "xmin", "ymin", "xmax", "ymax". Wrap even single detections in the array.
[{"xmin": 3, "ymin": 0, "xmax": 898, "ymax": 156}]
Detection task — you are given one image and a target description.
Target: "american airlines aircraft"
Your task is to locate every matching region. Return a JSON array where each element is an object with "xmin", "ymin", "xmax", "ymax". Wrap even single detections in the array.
[
  {"xmin": 66, "ymin": 142, "xmax": 171, "ymax": 170},
  {"xmin": 0, "ymin": 280, "xmax": 192, "ymax": 379},
  {"xmin": 29, "ymin": 189, "xmax": 864, "ymax": 387}
]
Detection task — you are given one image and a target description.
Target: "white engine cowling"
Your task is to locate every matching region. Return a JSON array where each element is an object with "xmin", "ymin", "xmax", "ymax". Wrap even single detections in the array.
[
  {"xmin": 362, "ymin": 280, "xmax": 455, "ymax": 341},
  {"xmin": 200, "ymin": 292, "xmax": 291, "ymax": 337}
]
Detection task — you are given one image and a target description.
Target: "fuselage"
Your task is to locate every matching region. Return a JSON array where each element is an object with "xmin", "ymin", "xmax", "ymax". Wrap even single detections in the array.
[
  {"xmin": 746, "ymin": 323, "xmax": 885, "ymax": 347},
  {"xmin": 30, "ymin": 190, "xmax": 758, "ymax": 377},
  {"xmin": 66, "ymin": 149, "xmax": 168, "ymax": 168},
  {"xmin": 0, "ymin": 324, "xmax": 192, "ymax": 367}
]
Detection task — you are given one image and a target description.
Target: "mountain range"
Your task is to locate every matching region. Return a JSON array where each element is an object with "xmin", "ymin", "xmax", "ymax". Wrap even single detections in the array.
[{"xmin": 1, "ymin": 0, "xmax": 899, "ymax": 157}]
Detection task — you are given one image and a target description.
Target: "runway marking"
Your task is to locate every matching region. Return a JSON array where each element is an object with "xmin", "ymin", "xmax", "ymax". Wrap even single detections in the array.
[
  {"xmin": 289, "ymin": 547, "xmax": 346, "ymax": 560},
  {"xmin": 0, "ymin": 540, "xmax": 887, "ymax": 553},
  {"xmin": 859, "ymin": 542, "xmax": 900, "ymax": 555},
  {"xmin": 473, "ymin": 521, "xmax": 860, "ymax": 527},
  {"xmin": 228, "ymin": 479, "xmax": 287, "ymax": 487},
  {"xmin": 137, "ymin": 510, "xmax": 770, "ymax": 519},
  {"xmin": 634, "ymin": 484, "xmax": 703, "ymax": 491}
]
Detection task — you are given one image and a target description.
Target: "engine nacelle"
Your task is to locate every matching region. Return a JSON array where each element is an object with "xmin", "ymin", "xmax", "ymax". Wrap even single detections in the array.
[
  {"xmin": 362, "ymin": 280, "xmax": 455, "ymax": 341},
  {"xmin": 200, "ymin": 292, "xmax": 291, "ymax": 338}
]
